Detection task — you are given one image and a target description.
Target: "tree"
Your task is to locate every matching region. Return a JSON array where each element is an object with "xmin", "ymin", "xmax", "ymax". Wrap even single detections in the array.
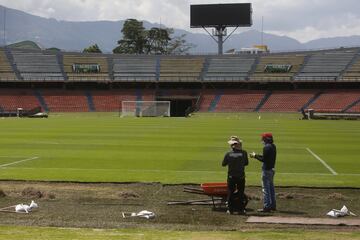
[
  {"xmin": 113, "ymin": 19, "xmax": 195, "ymax": 55},
  {"xmin": 83, "ymin": 44, "xmax": 102, "ymax": 53},
  {"xmin": 144, "ymin": 27, "xmax": 172, "ymax": 54},
  {"xmin": 113, "ymin": 19, "xmax": 146, "ymax": 54},
  {"xmin": 167, "ymin": 34, "xmax": 196, "ymax": 55}
]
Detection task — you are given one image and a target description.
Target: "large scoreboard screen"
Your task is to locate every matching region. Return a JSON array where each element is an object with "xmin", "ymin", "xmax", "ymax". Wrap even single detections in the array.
[{"xmin": 190, "ymin": 3, "xmax": 252, "ymax": 28}]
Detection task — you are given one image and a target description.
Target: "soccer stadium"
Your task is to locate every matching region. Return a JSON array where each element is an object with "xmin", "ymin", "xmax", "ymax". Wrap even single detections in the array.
[
  {"xmin": 0, "ymin": 2, "xmax": 359, "ymax": 240},
  {"xmin": 1, "ymin": 47, "xmax": 360, "ymax": 115}
]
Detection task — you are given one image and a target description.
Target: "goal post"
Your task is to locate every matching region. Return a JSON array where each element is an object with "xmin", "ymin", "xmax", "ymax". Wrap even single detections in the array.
[{"xmin": 121, "ymin": 101, "xmax": 171, "ymax": 117}]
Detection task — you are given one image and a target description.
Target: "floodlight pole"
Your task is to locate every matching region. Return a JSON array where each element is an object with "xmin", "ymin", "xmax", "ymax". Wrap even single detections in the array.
[
  {"xmin": 215, "ymin": 26, "xmax": 226, "ymax": 55},
  {"xmin": 202, "ymin": 25, "xmax": 239, "ymax": 55}
]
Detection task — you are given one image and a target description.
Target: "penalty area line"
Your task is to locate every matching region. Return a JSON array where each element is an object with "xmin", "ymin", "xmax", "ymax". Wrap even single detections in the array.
[
  {"xmin": 306, "ymin": 148, "xmax": 338, "ymax": 176},
  {"xmin": 2, "ymin": 167, "xmax": 357, "ymax": 176},
  {"xmin": 0, "ymin": 156, "xmax": 39, "ymax": 168}
]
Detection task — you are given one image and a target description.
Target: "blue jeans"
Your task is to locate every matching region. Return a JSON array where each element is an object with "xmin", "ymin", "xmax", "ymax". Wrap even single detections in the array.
[{"xmin": 262, "ymin": 169, "xmax": 276, "ymax": 209}]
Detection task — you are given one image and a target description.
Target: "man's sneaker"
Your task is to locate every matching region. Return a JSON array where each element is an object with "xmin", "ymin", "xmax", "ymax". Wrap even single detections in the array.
[
  {"xmin": 226, "ymin": 210, "xmax": 234, "ymax": 215},
  {"xmin": 270, "ymin": 207, "xmax": 277, "ymax": 211},
  {"xmin": 257, "ymin": 208, "xmax": 272, "ymax": 213}
]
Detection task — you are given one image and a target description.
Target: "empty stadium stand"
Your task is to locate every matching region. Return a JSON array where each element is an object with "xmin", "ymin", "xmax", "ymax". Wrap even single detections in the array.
[
  {"xmin": 346, "ymin": 102, "xmax": 360, "ymax": 113},
  {"xmin": 1, "ymin": 47, "xmax": 360, "ymax": 83},
  {"xmin": 159, "ymin": 57, "xmax": 204, "ymax": 82},
  {"xmin": 0, "ymin": 88, "xmax": 358, "ymax": 113},
  {"xmin": 260, "ymin": 91, "xmax": 317, "ymax": 112},
  {"xmin": 198, "ymin": 90, "xmax": 217, "ymax": 112},
  {"xmin": 251, "ymin": 54, "xmax": 305, "ymax": 82},
  {"xmin": 210, "ymin": 90, "xmax": 266, "ymax": 112},
  {"xmin": 295, "ymin": 51, "xmax": 355, "ymax": 81},
  {"xmin": 0, "ymin": 49, "xmax": 17, "ymax": 81},
  {"xmin": 0, "ymin": 89, "xmax": 40, "ymax": 111},
  {"xmin": 63, "ymin": 55, "xmax": 110, "ymax": 81},
  {"xmin": 204, "ymin": 55, "xmax": 256, "ymax": 81},
  {"xmin": 113, "ymin": 56, "xmax": 157, "ymax": 82},
  {"xmin": 91, "ymin": 90, "xmax": 141, "ymax": 112},
  {"xmin": 307, "ymin": 91, "xmax": 360, "ymax": 112},
  {"xmin": 1, "ymin": 47, "xmax": 360, "ymax": 114},
  {"xmin": 11, "ymin": 50, "xmax": 64, "ymax": 81},
  {"xmin": 341, "ymin": 53, "xmax": 360, "ymax": 81},
  {"xmin": 40, "ymin": 90, "xmax": 89, "ymax": 112}
]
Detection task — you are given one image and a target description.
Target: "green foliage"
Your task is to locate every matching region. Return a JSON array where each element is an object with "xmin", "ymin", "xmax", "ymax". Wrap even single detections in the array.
[
  {"xmin": 0, "ymin": 226, "xmax": 359, "ymax": 240},
  {"xmin": 113, "ymin": 19, "xmax": 194, "ymax": 54},
  {"xmin": 145, "ymin": 27, "xmax": 171, "ymax": 54},
  {"xmin": 82, "ymin": 43, "xmax": 102, "ymax": 53},
  {"xmin": 0, "ymin": 113, "xmax": 359, "ymax": 187},
  {"xmin": 168, "ymin": 34, "xmax": 196, "ymax": 55},
  {"xmin": 113, "ymin": 19, "xmax": 146, "ymax": 54}
]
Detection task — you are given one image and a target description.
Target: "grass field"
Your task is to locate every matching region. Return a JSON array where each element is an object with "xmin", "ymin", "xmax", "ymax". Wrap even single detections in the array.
[
  {"xmin": 0, "ymin": 226, "xmax": 359, "ymax": 240},
  {"xmin": 0, "ymin": 112, "xmax": 359, "ymax": 187}
]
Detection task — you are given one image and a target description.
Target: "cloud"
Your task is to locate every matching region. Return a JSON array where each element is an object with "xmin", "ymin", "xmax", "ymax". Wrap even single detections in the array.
[{"xmin": 0, "ymin": 0, "xmax": 359, "ymax": 42}]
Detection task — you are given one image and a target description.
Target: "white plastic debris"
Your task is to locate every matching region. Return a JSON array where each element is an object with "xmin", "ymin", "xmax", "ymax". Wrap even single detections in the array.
[
  {"xmin": 15, "ymin": 204, "xmax": 29, "ymax": 213},
  {"xmin": 15, "ymin": 200, "xmax": 38, "ymax": 213},
  {"xmin": 327, "ymin": 205, "xmax": 356, "ymax": 218},
  {"xmin": 29, "ymin": 200, "xmax": 38, "ymax": 209},
  {"xmin": 122, "ymin": 210, "xmax": 155, "ymax": 219},
  {"xmin": 136, "ymin": 210, "xmax": 155, "ymax": 219}
]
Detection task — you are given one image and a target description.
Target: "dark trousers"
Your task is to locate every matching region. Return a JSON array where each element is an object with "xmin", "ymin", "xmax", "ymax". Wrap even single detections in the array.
[{"xmin": 227, "ymin": 175, "xmax": 245, "ymax": 212}]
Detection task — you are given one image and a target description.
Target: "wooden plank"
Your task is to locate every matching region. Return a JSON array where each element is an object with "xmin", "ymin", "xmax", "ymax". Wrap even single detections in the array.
[{"xmin": 167, "ymin": 198, "xmax": 222, "ymax": 206}]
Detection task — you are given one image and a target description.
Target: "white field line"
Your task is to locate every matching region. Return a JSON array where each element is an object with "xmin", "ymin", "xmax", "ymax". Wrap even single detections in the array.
[
  {"xmin": 0, "ymin": 156, "xmax": 39, "ymax": 168},
  {"xmin": 306, "ymin": 148, "xmax": 338, "ymax": 176},
  {"xmin": 1, "ymin": 167, "xmax": 358, "ymax": 176}
]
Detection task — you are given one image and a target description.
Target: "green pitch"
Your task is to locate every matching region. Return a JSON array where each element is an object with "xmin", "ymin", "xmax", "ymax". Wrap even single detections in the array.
[{"xmin": 0, "ymin": 112, "xmax": 359, "ymax": 187}]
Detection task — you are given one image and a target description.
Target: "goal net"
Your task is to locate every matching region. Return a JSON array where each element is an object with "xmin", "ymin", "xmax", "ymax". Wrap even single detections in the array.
[{"xmin": 121, "ymin": 101, "xmax": 171, "ymax": 117}]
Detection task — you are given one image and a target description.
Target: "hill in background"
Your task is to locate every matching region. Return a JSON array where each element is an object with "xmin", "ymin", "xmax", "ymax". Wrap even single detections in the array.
[
  {"xmin": 7, "ymin": 40, "xmax": 41, "ymax": 50},
  {"xmin": 0, "ymin": 5, "xmax": 359, "ymax": 53}
]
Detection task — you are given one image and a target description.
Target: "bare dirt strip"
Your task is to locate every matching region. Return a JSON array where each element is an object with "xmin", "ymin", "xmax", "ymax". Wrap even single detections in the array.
[{"xmin": 0, "ymin": 181, "xmax": 359, "ymax": 231}]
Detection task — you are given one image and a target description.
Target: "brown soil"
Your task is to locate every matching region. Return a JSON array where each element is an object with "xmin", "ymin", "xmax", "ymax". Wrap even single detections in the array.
[
  {"xmin": 277, "ymin": 192, "xmax": 308, "ymax": 199},
  {"xmin": 0, "ymin": 189, "xmax": 6, "ymax": 198},
  {"xmin": 118, "ymin": 191, "xmax": 140, "ymax": 199},
  {"xmin": 21, "ymin": 187, "xmax": 44, "ymax": 199},
  {"xmin": 328, "ymin": 193, "xmax": 348, "ymax": 200},
  {"xmin": 0, "ymin": 181, "xmax": 358, "ymax": 231}
]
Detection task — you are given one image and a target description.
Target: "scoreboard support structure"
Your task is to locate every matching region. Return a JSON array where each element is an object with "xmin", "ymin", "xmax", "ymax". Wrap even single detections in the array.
[{"xmin": 190, "ymin": 3, "xmax": 252, "ymax": 55}]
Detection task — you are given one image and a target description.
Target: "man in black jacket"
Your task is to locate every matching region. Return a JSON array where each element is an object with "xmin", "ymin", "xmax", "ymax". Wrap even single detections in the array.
[
  {"xmin": 222, "ymin": 136, "xmax": 249, "ymax": 214},
  {"xmin": 250, "ymin": 133, "xmax": 277, "ymax": 212}
]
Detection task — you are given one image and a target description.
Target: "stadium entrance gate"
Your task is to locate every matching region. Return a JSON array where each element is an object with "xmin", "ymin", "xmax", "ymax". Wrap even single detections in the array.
[{"xmin": 157, "ymin": 96, "xmax": 195, "ymax": 117}]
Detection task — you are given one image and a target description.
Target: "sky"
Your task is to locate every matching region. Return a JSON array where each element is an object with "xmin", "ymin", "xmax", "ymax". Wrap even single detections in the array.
[{"xmin": 0, "ymin": 0, "xmax": 359, "ymax": 43}]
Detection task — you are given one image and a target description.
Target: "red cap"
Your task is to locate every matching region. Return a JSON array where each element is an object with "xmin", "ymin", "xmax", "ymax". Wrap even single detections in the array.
[{"xmin": 261, "ymin": 133, "xmax": 273, "ymax": 139}]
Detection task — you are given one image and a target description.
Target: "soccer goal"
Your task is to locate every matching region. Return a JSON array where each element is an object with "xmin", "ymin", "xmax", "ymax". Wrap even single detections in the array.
[{"xmin": 121, "ymin": 101, "xmax": 171, "ymax": 117}]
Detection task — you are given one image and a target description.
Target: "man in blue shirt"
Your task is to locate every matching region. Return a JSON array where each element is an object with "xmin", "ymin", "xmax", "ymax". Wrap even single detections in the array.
[{"xmin": 250, "ymin": 133, "xmax": 277, "ymax": 212}]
